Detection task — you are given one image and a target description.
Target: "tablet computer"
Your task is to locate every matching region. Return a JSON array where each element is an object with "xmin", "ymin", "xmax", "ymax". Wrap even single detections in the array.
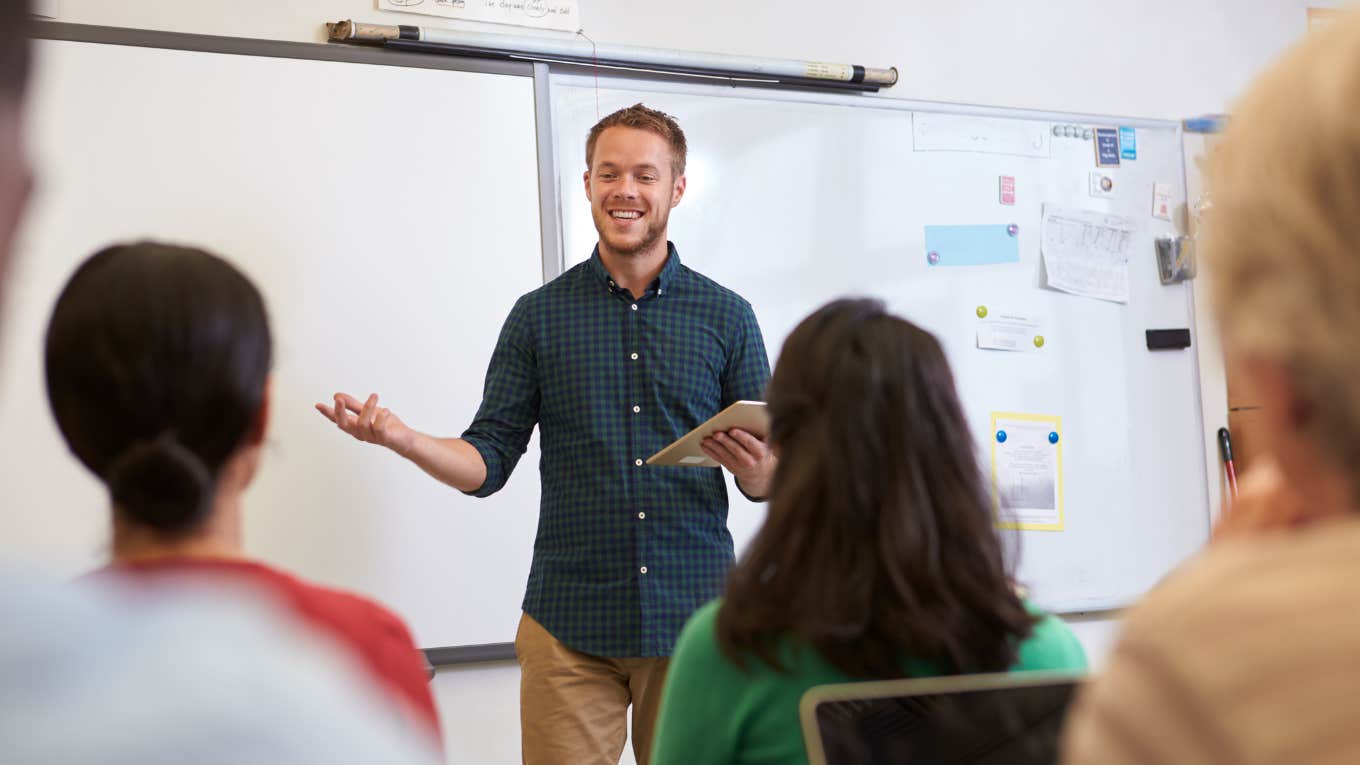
[{"xmin": 646, "ymin": 400, "xmax": 769, "ymax": 467}]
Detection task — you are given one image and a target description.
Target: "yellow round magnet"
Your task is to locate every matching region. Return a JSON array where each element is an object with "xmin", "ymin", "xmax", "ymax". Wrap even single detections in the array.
[
  {"xmin": 1033, "ymin": 335, "xmax": 1045, "ymax": 348},
  {"xmin": 976, "ymin": 305, "xmax": 988, "ymax": 318}
]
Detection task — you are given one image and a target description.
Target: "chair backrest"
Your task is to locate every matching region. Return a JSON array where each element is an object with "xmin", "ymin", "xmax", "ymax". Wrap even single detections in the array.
[{"xmin": 800, "ymin": 671, "xmax": 1084, "ymax": 765}]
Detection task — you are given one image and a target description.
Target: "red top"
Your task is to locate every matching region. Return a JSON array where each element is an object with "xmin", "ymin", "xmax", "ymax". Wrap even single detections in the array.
[{"xmin": 107, "ymin": 557, "xmax": 441, "ymax": 745}]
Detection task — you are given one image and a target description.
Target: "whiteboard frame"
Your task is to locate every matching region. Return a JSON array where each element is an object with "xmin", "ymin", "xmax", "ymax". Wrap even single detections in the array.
[
  {"xmin": 25, "ymin": 21, "xmax": 550, "ymax": 667},
  {"xmin": 543, "ymin": 64, "xmax": 1214, "ymax": 615},
  {"xmin": 15, "ymin": 26, "xmax": 1213, "ymax": 662}
]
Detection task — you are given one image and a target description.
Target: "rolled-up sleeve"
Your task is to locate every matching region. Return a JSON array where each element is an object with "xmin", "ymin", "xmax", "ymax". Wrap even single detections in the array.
[
  {"xmin": 721, "ymin": 301, "xmax": 771, "ymax": 406},
  {"xmin": 461, "ymin": 295, "xmax": 540, "ymax": 497}
]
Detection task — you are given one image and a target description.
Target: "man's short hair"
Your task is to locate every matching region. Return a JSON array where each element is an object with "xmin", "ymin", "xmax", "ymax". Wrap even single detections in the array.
[
  {"xmin": 585, "ymin": 103, "xmax": 687, "ymax": 178},
  {"xmin": 0, "ymin": 0, "xmax": 33, "ymax": 101}
]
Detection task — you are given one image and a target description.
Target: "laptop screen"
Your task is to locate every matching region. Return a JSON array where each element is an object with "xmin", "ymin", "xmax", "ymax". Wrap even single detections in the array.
[{"xmin": 804, "ymin": 673, "xmax": 1081, "ymax": 765}]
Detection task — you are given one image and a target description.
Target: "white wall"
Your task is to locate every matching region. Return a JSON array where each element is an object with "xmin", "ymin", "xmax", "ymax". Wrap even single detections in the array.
[
  {"xmin": 30, "ymin": 2, "xmax": 1338, "ymax": 763},
  {"xmin": 48, "ymin": 0, "xmax": 1341, "ymax": 118}
]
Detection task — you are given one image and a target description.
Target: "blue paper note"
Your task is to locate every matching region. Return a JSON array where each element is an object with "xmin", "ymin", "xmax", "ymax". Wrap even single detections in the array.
[
  {"xmin": 924, "ymin": 224, "xmax": 1020, "ymax": 267},
  {"xmin": 1119, "ymin": 126, "xmax": 1137, "ymax": 160}
]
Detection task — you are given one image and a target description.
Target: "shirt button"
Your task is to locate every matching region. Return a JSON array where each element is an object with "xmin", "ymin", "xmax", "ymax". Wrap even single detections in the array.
[
  {"xmin": 638, "ymin": 512, "xmax": 646, "ymax": 519},
  {"xmin": 632, "ymin": 405, "xmax": 641, "ymax": 413},
  {"xmin": 631, "ymin": 303, "xmax": 638, "ymax": 311},
  {"xmin": 630, "ymin": 352, "xmax": 639, "ymax": 361},
  {"xmin": 640, "ymin": 566, "xmax": 648, "ymax": 574},
  {"xmin": 634, "ymin": 458, "xmax": 643, "ymax": 467},
  {"xmin": 657, "ymin": 289, "xmax": 664, "ymax": 296}
]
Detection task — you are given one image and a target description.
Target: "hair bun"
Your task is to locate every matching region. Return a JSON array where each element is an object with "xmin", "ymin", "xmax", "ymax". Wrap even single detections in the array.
[{"xmin": 105, "ymin": 432, "xmax": 213, "ymax": 533}]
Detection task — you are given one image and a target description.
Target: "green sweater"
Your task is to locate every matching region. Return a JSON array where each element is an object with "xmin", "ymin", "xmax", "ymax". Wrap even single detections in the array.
[{"xmin": 651, "ymin": 599, "xmax": 1088, "ymax": 765}]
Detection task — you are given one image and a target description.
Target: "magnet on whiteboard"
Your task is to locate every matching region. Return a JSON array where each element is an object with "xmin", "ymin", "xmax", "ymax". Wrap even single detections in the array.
[{"xmin": 927, "ymin": 251, "xmax": 940, "ymax": 265}]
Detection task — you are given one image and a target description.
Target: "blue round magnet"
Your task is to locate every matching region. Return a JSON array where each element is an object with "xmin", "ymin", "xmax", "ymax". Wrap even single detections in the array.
[
  {"xmin": 927, "ymin": 251, "xmax": 940, "ymax": 265},
  {"xmin": 1048, "ymin": 431, "xmax": 1059, "ymax": 444},
  {"xmin": 1006, "ymin": 223, "xmax": 1019, "ymax": 237},
  {"xmin": 996, "ymin": 430, "xmax": 1007, "ymax": 443}
]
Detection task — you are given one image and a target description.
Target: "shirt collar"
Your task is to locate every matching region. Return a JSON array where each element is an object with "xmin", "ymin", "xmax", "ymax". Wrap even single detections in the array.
[{"xmin": 587, "ymin": 242, "xmax": 682, "ymax": 296}]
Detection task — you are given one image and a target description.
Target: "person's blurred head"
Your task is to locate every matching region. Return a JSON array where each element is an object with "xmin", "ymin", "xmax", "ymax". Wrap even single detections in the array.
[
  {"xmin": 1205, "ymin": 9, "xmax": 1360, "ymax": 511},
  {"xmin": 45, "ymin": 242, "xmax": 272, "ymax": 540},
  {"xmin": 718, "ymin": 298, "xmax": 1033, "ymax": 677},
  {"xmin": 0, "ymin": 0, "xmax": 34, "ymax": 318}
]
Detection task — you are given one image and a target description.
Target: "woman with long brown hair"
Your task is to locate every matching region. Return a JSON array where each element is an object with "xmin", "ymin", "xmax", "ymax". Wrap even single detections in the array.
[{"xmin": 651, "ymin": 297, "xmax": 1085, "ymax": 764}]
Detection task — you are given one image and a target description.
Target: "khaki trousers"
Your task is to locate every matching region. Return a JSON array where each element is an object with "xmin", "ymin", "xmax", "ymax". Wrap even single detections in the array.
[{"xmin": 515, "ymin": 612, "xmax": 670, "ymax": 765}]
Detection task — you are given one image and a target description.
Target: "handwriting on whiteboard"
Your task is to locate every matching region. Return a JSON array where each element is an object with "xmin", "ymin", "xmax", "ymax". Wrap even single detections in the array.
[
  {"xmin": 912, "ymin": 113, "xmax": 1051, "ymax": 158},
  {"xmin": 379, "ymin": 0, "xmax": 581, "ymax": 32}
]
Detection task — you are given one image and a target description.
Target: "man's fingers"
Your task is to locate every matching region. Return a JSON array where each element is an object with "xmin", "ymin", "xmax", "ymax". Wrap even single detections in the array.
[
  {"xmin": 315, "ymin": 402, "xmax": 338, "ymax": 424},
  {"xmin": 713, "ymin": 431, "xmax": 756, "ymax": 469},
  {"xmin": 334, "ymin": 392, "xmax": 367, "ymax": 415},
  {"xmin": 358, "ymin": 393, "xmax": 380, "ymax": 431},
  {"xmin": 726, "ymin": 428, "xmax": 767, "ymax": 456},
  {"xmin": 702, "ymin": 436, "xmax": 741, "ymax": 468},
  {"xmin": 333, "ymin": 395, "xmax": 351, "ymax": 431}
]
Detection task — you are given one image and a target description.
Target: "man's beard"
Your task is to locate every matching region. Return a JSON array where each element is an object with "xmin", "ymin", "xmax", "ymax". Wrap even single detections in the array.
[{"xmin": 596, "ymin": 211, "xmax": 666, "ymax": 258}]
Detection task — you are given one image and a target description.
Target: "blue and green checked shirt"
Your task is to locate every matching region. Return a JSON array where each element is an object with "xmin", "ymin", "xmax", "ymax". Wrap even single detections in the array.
[{"xmin": 461, "ymin": 243, "xmax": 770, "ymax": 658}]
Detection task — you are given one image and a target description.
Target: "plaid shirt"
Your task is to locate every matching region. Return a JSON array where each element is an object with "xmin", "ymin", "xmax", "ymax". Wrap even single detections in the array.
[{"xmin": 461, "ymin": 244, "xmax": 770, "ymax": 658}]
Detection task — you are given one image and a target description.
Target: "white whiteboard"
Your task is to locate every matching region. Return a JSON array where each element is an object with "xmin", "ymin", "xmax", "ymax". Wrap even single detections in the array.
[
  {"xmin": 551, "ymin": 76, "xmax": 1211, "ymax": 612},
  {"xmin": 0, "ymin": 39, "xmax": 544, "ymax": 648}
]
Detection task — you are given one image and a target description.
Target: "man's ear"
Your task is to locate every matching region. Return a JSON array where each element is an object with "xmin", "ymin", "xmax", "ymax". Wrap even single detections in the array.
[{"xmin": 1244, "ymin": 356, "xmax": 1309, "ymax": 433}]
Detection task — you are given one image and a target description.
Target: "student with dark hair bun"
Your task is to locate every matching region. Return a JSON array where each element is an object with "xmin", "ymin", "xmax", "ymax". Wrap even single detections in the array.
[
  {"xmin": 651, "ymin": 298, "xmax": 1087, "ymax": 765},
  {"xmin": 44, "ymin": 241, "xmax": 441, "ymax": 746}
]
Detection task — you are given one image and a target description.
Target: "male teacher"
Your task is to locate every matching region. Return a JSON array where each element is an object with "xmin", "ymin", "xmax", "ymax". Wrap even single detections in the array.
[{"xmin": 319, "ymin": 104, "xmax": 776, "ymax": 764}]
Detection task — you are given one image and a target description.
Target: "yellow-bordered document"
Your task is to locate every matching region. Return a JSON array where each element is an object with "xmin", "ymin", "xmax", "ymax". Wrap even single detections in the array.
[{"xmin": 990, "ymin": 412, "xmax": 1064, "ymax": 531}]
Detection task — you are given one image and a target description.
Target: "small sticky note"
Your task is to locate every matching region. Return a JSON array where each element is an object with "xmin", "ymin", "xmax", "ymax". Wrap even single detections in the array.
[
  {"xmin": 1119, "ymin": 126, "xmax": 1137, "ymax": 160},
  {"xmin": 999, "ymin": 176, "xmax": 1016, "ymax": 205},
  {"xmin": 1095, "ymin": 128, "xmax": 1120, "ymax": 167},
  {"xmin": 1089, "ymin": 172, "xmax": 1116, "ymax": 198},
  {"xmin": 1152, "ymin": 182, "xmax": 1173, "ymax": 220}
]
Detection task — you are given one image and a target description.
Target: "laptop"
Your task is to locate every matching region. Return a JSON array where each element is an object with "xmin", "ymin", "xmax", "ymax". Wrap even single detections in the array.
[{"xmin": 800, "ymin": 671, "xmax": 1084, "ymax": 765}]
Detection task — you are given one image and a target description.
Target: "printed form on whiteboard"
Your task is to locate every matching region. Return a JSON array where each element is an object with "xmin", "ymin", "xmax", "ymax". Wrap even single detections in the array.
[
  {"xmin": 977, "ymin": 312, "xmax": 1044, "ymax": 352},
  {"xmin": 1040, "ymin": 205, "xmax": 1137, "ymax": 304},
  {"xmin": 378, "ymin": 0, "xmax": 582, "ymax": 32}
]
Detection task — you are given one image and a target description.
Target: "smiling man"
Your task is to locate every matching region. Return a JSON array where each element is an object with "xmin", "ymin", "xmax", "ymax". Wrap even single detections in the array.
[{"xmin": 319, "ymin": 103, "xmax": 775, "ymax": 764}]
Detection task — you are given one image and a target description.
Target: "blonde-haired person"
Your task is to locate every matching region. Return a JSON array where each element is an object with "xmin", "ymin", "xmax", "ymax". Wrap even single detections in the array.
[{"xmin": 1064, "ymin": 9, "xmax": 1360, "ymax": 764}]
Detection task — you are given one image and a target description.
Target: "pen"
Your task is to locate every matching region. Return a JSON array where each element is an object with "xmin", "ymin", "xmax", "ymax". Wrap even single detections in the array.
[{"xmin": 1217, "ymin": 427, "xmax": 1238, "ymax": 502}]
